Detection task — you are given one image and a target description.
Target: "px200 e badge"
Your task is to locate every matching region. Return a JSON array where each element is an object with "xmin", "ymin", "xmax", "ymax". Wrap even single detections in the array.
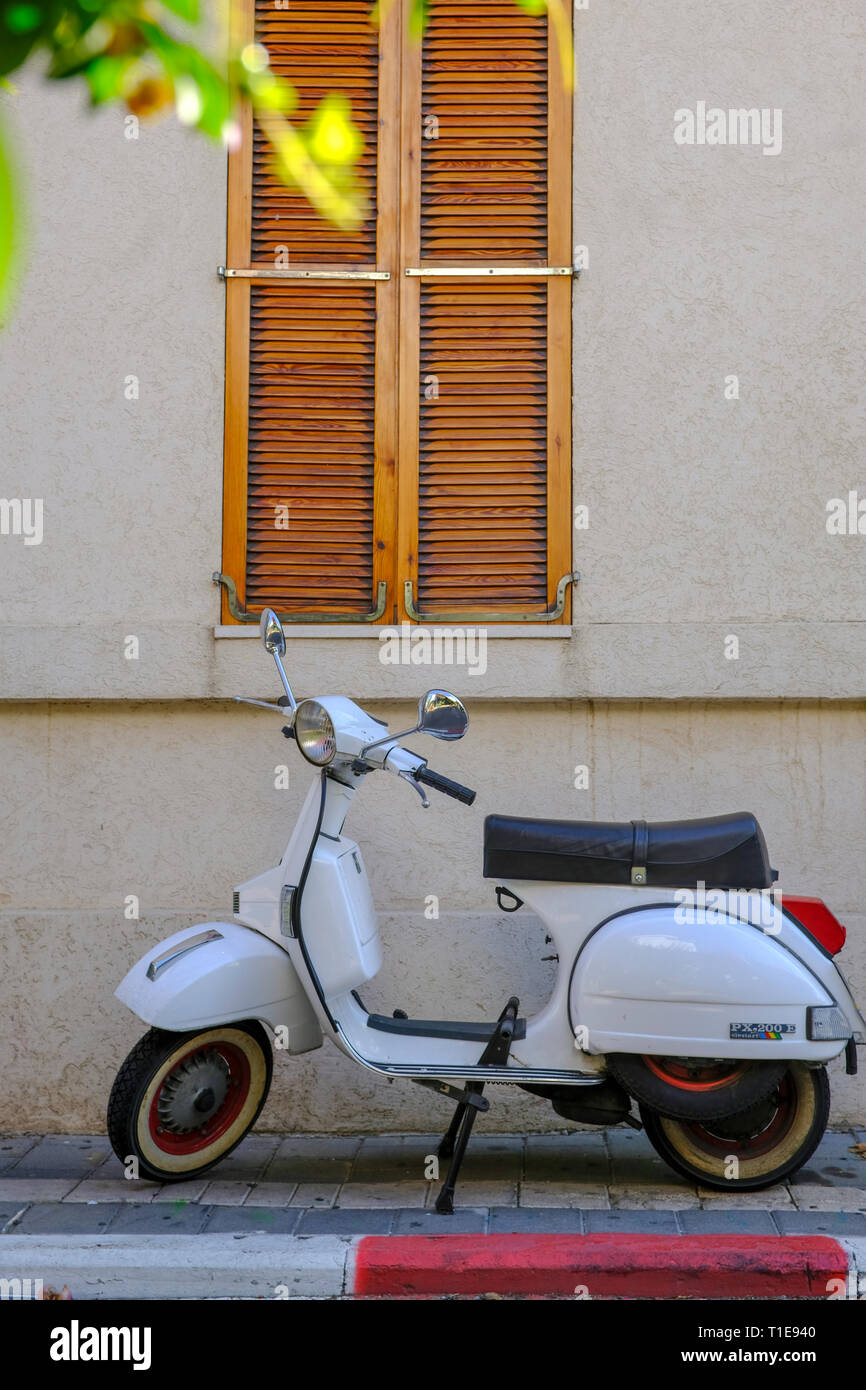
[{"xmin": 730, "ymin": 1022, "xmax": 797, "ymax": 1040}]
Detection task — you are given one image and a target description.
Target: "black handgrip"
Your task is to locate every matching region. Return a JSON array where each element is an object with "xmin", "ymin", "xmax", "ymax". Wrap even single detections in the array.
[{"xmin": 416, "ymin": 767, "xmax": 476, "ymax": 806}]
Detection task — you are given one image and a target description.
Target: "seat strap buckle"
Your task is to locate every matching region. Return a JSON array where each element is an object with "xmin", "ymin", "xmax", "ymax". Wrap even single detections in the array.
[{"xmin": 630, "ymin": 819, "xmax": 649, "ymax": 885}]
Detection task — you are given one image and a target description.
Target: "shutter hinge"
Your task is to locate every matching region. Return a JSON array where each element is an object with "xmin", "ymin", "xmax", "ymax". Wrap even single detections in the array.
[
  {"xmin": 403, "ymin": 572, "xmax": 579, "ymax": 624},
  {"xmin": 214, "ymin": 573, "xmax": 388, "ymax": 624}
]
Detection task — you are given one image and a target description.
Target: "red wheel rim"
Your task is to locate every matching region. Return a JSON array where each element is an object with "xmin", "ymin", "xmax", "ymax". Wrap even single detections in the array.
[
  {"xmin": 680, "ymin": 1075, "xmax": 796, "ymax": 1160},
  {"xmin": 148, "ymin": 1041, "xmax": 251, "ymax": 1157},
  {"xmin": 643, "ymin": 1056, "xmax": 750, "ymax": 1092}
]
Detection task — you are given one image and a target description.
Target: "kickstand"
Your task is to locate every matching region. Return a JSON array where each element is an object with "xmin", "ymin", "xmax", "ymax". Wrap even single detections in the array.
[
  {"xmin": 434, "ymin": 996, "xmax": 520, "ymax": 1215},
  {"xmin": 435, "ymin": 1082, "xmax": 484, "ymax": 1214}
]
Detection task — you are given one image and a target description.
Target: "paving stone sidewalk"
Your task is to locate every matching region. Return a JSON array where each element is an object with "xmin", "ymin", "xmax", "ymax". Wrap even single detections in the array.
[{"xmin": 2, "ymin": 1127, "xmax": 866, "ymax": 1239}]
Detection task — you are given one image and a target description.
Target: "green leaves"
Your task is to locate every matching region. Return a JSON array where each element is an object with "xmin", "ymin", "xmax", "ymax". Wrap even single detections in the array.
[
  {"xmin": 257, "ymin": 91, "xmax": 367, "ymax": 233},
  {"xmin": 306, "ymin": 92, "xmax": 361, "ymax": 168},
  {"xmin": 0, "ymin": 0, "xmax": 559, "ymax": 320},
  {"xmin": 138, "ymin": 20, "xmax": 231, "ymax": 136},
  {"xmin": 407, "ymin": 0, "xmax": 428, "ymax": 39},
  {"xmin": 0, "ymin": 114, "xmax": 22, "ymax": 324},
  {"xmin": 5, "ymin": 5, "xmax": 43, "ymax": 35},
  {"xmin": 515, "ymin": 0, "xmax": 574, "ymax": 88},
  {"xmin": 158, "ymin": 0, "xmax": 198, "ymax": 23},
  {"xmin": 83, "ymin": 51, "xmax": 131, "ymax": 102},
  {"xmin": 0, "ymin": 0, "xmax": 47, "ymax": 74}
]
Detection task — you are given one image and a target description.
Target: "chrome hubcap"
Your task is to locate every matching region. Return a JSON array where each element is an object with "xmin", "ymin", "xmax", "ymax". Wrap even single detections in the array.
[{"xmin": 157, "ymin": 1050, "xmax": 231, "ymax": 1134}]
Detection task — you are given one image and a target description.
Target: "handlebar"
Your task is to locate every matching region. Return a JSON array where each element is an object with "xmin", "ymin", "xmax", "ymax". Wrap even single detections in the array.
[{"xmin": 416, "ymin": 766, "xmax": 476, "ymax": 806}]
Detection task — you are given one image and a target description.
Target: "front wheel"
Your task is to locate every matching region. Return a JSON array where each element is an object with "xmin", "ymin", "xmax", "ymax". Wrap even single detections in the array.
[
  {"xmin": 107, "ymin": 1022, "xmax": 273, "ymax": 1182},
  {"xmin": 640, "ymin": 1062, "xmax": 829, "ymax": 1192}
]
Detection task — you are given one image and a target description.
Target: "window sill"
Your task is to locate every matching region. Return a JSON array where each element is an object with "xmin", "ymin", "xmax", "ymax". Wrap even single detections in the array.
[{"xmin": 214, "ymin": 624, "xmax": 573, "ymax": 639}]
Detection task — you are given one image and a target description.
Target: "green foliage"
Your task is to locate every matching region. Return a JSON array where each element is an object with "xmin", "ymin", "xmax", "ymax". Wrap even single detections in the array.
[
  {"xmin": 0, "ymin": 0, "xmax": 571, "ymax": 317},
  {"xmin": 0, "ymin": 111, "xmax": 21, "ymax": 319},
  {"xmin": 0, "ymin": 0, "xmax": 372, "ymax": 314}
]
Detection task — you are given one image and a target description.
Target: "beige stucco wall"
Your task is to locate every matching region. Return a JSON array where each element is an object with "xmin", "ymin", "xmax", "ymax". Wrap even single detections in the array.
[
  {"xmin": 0, "ymin": 0, "xmax": 864, "ymax": 701},
  {"xmin": 0, "ymin": 0, "xmax": 864, "ymax": 1130}
]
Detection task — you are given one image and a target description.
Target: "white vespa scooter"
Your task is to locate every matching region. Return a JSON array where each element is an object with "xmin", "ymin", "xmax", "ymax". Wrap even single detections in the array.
[{"xmin": 109, "ymin": 609, "xmax": 864, "ymax": 1210}]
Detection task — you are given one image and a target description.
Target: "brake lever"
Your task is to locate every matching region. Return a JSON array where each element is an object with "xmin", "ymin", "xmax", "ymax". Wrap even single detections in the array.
[{"xmin": 398, "ymin": 770, "xmax": 430, "ymax": 808}]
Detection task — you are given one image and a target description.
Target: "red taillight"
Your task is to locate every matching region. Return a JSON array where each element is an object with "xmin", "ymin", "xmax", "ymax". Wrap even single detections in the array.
[{"xmin": 784, "ymin": 896, "xmax": 847, "ymax": 955}]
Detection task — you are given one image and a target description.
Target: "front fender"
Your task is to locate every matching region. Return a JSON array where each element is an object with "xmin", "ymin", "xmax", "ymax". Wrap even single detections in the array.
[{"xmin": 115, "ymin": 921, "xmax": 322, "ymax": 1052}]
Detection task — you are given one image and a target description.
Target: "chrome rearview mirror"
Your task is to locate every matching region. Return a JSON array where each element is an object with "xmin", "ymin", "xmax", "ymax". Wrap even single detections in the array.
[
  {"xmin": 259, "ymin": 608, "xmax": 296, "ymax": 712},
  {"xmin": 260, "ymin": 607, "xmax": 286, "ymax": 657},
  {"xmin": 417, "ymin": 689, "xmax": 468, "ymax": 741},
  {"xmin": 361, "ymin": 688, "xmax": 469, "ymax": 756}
]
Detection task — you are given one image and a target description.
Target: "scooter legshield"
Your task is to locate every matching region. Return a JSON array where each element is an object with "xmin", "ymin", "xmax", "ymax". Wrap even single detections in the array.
[
  {"xmin": 570, "ymin": 902, "xmax": 845, "ymax": 1062},
  {"xmin": 115, "ymin": 920, "xmax": 323, "ymax": 1051}
]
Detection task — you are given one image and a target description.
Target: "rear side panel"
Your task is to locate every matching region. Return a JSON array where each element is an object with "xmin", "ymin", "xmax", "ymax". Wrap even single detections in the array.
[{"xmin": 569, "ymin": 903, "xmax": 844, "ymax": 1060}]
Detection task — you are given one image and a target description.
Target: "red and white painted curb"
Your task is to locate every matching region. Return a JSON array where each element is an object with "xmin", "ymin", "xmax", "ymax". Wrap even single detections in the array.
[
  {"xmin": 4, "ymin": 1233, "xmax": 866, "ymax": 1299},
  {"xmin": 350, "ymin": 1234, "xmax": 863, "ymax": 1300}
]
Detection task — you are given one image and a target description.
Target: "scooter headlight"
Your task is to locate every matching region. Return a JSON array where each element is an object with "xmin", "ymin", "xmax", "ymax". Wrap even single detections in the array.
[{"xmin": 294, "ymin": 700, "xmax": 337, "ymax": 766}]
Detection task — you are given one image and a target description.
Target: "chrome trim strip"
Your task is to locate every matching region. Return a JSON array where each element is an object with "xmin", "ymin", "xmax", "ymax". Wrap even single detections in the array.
[
  {"xmin": 404, "ymin": 266, "xmax": 573, "ymax": 277},
  {"xmin": 334, "ymin": 1025, "xmax": 601, "ymax": 1085},
  {"xmin": 146, "ymin": 929, "xmax": 223, "ymax": 982},
  {"xmin": 219, "ymin": 267, "xmax": 390, "ymax": 281}
]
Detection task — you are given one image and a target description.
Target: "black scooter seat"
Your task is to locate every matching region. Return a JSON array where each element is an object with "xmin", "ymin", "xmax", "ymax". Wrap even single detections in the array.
[{"xmin": 483, "ymin": 811, "xmax": 775, "ymax": 890}]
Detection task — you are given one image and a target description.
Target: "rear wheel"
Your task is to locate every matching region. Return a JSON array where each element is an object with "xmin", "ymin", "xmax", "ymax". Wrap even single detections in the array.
[
  {"xmin": 640, "ymin": 1062, "xmax": 829, "ymax": 1191},
  {"xmin": 607, "ymin": 1052, "xmax": 786, "ymax": 1121},
  {"xmin": 107, "ymin": 1022, "xmax": 272, "ymax": 1183}
]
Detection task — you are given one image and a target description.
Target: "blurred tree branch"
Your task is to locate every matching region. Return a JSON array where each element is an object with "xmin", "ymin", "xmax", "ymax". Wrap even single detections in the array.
[{"xmin": 0, "ymin": 0, "xmax": 571, "ymax": 316}]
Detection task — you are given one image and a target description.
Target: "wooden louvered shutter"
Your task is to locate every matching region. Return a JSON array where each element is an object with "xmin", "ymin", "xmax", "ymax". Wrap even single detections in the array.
[
  {"xmin": 220, "ymin": 0, "xmax": 399, "ymax": 622},
  {"xmin": 397, "ymin": 0, "xmax": 573, "ymax": 622},
  {"xmin": 221, "ymin": 0, "xmax": 572, "ymax": 625}
]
